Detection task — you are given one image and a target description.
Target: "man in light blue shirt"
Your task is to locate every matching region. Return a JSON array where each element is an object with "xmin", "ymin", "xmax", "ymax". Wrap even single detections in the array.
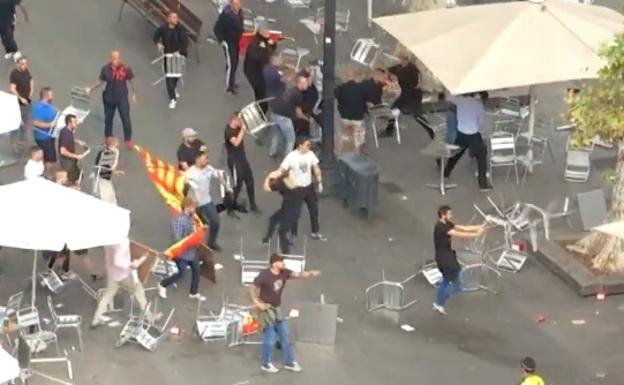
[{"xmin": 443, "ymin": 93, "xmax": 491, "ymax": 191}]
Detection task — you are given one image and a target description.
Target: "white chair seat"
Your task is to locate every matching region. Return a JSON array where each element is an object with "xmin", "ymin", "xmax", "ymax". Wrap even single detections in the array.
[
  {"xmin": 25, "ymin": 331, "xmax": 56, "ymax": 343},
  {"xmin": 58, "ymin": 315, "xmax": 81, "ymax": 325},
  {"xmin": 490, "ymin": 155, "xmax": 516, "ymax": 164},
  {"xmin": 566, "ymin": 150, "xmax": 590, "ymax": 166}
]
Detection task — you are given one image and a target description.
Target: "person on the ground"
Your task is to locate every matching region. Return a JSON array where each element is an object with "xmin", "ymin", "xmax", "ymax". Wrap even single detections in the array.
[
  {"xmin": 23, "ymin": 145, "xmax": 43, "ymax": 179},
  {"xmin": 0, "ymin": 0, "xmax": 27, "ymax": 61},
  {"xmin": 185, "ymin": 151, "xmax": 230, "ymax": 251},
  {"xmin": 86, "ymin": 50, "xmax": 137, "ymax": 149},
  {"xmin": 278, "ymin": 136, "xmax": 326, "ymax": 242},
  {"xmin": 518, "ymin": 357, "xmax": 546, "ymax": 385},
  {"xmin": 158, "ymin": 197, "xmax": 206, "ymax": 301},
  {"xmin": 31, "ymin": 86, "xmax": 57, "ymax": 173},
  {"xmin": 224, "ymin": 112, "xmax": 259, "ymax": 214},
  {"xmin": 443, "ymin": 93, "xmax": 492, "ymax": 191},
  {"xmin": 58, "ymin": 114, "xmax": 86, "ymax": 185},
  {"xmin": 433, "ymin": 205, "xmax": 484, "ymax": 315},
  {"xmin": 153, "ymin": 11, "xmax": 187, "ymax": 110},
  {"xmin": 213, "ymin": 0, "xmax": 244, "ymax": 95},
  {"xmin": 386, "ymin": 54, "xmax": 427, "ymax": 138},
  {"xmin": 335, "ymin": 69, "xmax": 367, "ymax": 154},
  {"xmin": 262, "ymin": 171, "xmax": 304, "ymax": 254},
  {"xmin": 244, "ymin": 25, "xmax": 276, "ymax": 113},
  {"xmin": 91, "ymin": 239, "xmax": 155, "ymax": 328},
  {"xmin": 249, "ymin": 253, "xmax": 320, "ymax": 373},
  {"xmin": 177, "ymin": 127, "xmax": 205, "ymax": 171},
  {"xmin": 269, "ymin": 75, "xmax": 309, "ymax": 158},
  {"xmin": 9, "ymin": 55, "xmax": 33, "ymax": 150},
  {"xmin": 94, "ymin": 136, "xmax": 123, "ymax": 205}
]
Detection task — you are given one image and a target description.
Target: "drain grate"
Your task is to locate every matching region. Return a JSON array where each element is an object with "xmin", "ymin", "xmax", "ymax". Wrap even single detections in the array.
[{"xmin": 379, "ymin": 182, "xmax": 404, "ymax": 194}]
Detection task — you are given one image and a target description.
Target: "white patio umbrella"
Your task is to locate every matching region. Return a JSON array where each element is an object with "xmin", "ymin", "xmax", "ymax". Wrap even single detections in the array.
[
  {"xmin": 593, "ymin": 221, "xmax": 624, "ymax": 238},
  {"xmin": 0, "ymin": 90, "xmax": 21, "ymax": 135},
  {"xmin": 0, "ymin": 345, "xmax": 19, "ymax": 383},
  {"xmin": 0, "ymin": 178, "xmax": 131, "ymax": 306},
  {"xmin": 373, "ymin": 0, "xmax": 624, "ymax": 141}
]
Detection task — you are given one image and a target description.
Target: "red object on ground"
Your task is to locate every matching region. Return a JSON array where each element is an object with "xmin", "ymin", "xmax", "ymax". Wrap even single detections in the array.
[
  {"xmin": 238, "ymin": 31, "xmax": 287, "ymax": 57},
  {"xmin": 535, "ymin": 315, "xmax": 546, "ymax": 323}
]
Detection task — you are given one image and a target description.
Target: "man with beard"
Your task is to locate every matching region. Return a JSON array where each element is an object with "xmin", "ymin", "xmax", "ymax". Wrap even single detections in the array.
[
  {"xmin": 177, "ymin": 127, "xmax": 205, "ymax": 171},
  {"xmin": 243, "ymin": 25, "xmax": 276, "ymax": 114}
]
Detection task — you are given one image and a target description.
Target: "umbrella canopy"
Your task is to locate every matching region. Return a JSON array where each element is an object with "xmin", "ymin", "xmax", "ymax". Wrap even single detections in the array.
[
  {"xmin": 0, "ymin": 345, "xmax": 19, "ymax": 383},
  {"xmin": 373, "ymin": 0, "xmax": 624, "ymax": 94},
  {"xmin": 0, "ymin": 90, "xmax": 21, "ymax": 135},
  {"xmin": 593, "ymin": 221, "xmax": 624, "ymax": 239},
  {"xmin": 0, "ymin": 178, "xmax": 130, "ymax": 251}
]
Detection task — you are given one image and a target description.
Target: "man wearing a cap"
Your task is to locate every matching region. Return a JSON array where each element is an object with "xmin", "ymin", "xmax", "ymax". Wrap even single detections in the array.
[
  {"xmin": 519, "ymin": 357, "xmax": 545, "ymax": 385},
  {"xmin": 177, "ymin": 128, "xmax": 205, "ymax": 171},
  {"xmin": 249, "ymin": 253, "xmax": 320, "ymax": 374}
]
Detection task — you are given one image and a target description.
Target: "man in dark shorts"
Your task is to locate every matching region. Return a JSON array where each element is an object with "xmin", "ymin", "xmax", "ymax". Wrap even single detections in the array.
[
  {"xmin": 9, "ymin": 55, "xmax": 33, "ymax": 149},
  {"xmin": 177, "ymin": 127, "xmax": 205, "ymax": 171},
  {"xmin": 249, "ymin": 253, "xmax": 320, "ymax": 374},
  {"xmin": 261, "ymin": 171, "xmax": 304, "ymax": 253},
  {"xmin": 433, "ymin": 205, "xmax": 483, "ymax": 315},
  {"xmin": 58, "ymin": 114, "xmax": 85, "ymax": 184},
  {"xmin": 224, "ymin": 112, "xmax": 258, "ymax": 214},
  {"xmin": 31, "ymin": 87, "xmax": 57, "ymax": 172}
]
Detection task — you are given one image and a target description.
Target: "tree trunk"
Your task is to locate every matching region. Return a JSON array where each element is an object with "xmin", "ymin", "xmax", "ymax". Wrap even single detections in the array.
[{"xmin": 567, "ymin": 140, "xmax": 624, "ymax": 273}]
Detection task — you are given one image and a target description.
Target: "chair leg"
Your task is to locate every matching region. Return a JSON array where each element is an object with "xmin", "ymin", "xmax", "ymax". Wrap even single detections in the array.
[
  {"xmin": 194, "ymin": 43, "xmax": 200, "ymax": 64},
  {"xmin": 76, "ymin": 327, "xmax": 83, "ymax": 352},
  {"xmin": 372, "ymin": 120, "xmax": 380, "ymax": 148},
  {"xmin": 394, "ymin": 118, "xmax": 401, "ymax": 144},
  {"xmin": 54, "ymin": 339, "xmax": 60, "ymax": 356},
  {"xmin": 514, "ymin": 163, "xmax": 519, "ymax": 185}
]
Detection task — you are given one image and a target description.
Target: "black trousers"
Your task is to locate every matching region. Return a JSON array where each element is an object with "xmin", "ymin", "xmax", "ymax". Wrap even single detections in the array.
[
  {"xmin": 444, "ymin": 131, "xmax": 488, "ymax": 187},
  {"xmin": 228, "ymin": 158, "xmax": 256, "ymax": 208},
  {"xmin": 221, "ymin": 40, "xmax": 239, "ymax": 90},
  {"xmin": 103, "ymin": 99, "xmax": 132, "ymax": 141},
  {"xmin": 165, "ymin": 78, "xmax": 179, "ymax": 100},
  {"xmin": 246, "ymin": 74, "xmax": 267, "ymax": 113},
  {"xmin": 292, "ymin": 185, "xmax": 319, "ymax": 236},
  {"xmin": 0, "ymin": 24, "xmax": 17, "ymax": 54}
]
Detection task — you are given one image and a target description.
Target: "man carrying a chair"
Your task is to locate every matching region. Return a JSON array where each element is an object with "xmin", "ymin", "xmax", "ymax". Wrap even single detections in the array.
[{"xmin": 154, "ymin": 11, "xmax": 187, "ymax": 110}]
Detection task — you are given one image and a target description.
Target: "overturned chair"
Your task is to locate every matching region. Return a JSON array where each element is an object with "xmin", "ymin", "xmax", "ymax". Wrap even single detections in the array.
[
  {"xmin": 368, "ymin": 104, "xmax": 402, "ymax": 147},
  {"xmin": 115, "ymin": 301, "xmax": 175, "ymax": 352},
  {"xmin": 365, "ymin": 270, "xmax": 417, "ymax": 312},
  {"xmin": 239, "ymin": 99, "xmax": 275, "ymax": 143},
  {"xmin": 15, "ymin": 336, "xmax": 74, "ymax": 385},
  {"xmin": 38, "ymin": 269, "xmax": 65, "ymax": 294}
]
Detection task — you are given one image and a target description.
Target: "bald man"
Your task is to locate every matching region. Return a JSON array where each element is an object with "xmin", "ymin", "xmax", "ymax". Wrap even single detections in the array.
[{"xmin": 86, "ymin": 51, "xmax": 137, "ymax": 149}]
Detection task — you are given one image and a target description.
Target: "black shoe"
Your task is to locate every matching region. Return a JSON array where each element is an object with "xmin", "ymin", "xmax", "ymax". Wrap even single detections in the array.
[
  {"xmin": 479, "ymin": 184, "xmax": 493, "ymax": 192},
  {"xmin": 208, "ymin": 243, "xmax": 223, "ymax": 252},
  {"xmin": 250, "ymin": 205, "xmax": 261, "ymax": 214}
]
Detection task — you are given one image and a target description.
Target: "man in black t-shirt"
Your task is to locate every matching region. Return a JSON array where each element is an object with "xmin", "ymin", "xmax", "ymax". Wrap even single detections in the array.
[
  {"xmin": 177, "ymin": 128, "xmax": 205, "ymax": 171},
  {"xmin": 387, "ymin": 55, "xmax": 427, "ymax": 138},
  {"xmin": 433, "ymin": 205, "xmax": 484, "ymax": 315},
  {"xmin": 249, "ymin": 253, "xmax": 320, "ymax": 374},
  {"xmin": 269, "ymin": 75, "xmax": 309, "ymax": 157},
  {"xmin": 9, "ymin": 56, "xmax": 32, "ymax": 147},
  {"xmin": 261, "ymin": 171, "xmax": 304, "ymax": 254},
  {"xmin": 58, "ymin": 114, "xmax": 86, "ymax": 184},
  {"xmin": 224, "ymin": 112, "xmax": 258, "ymax": 213}
]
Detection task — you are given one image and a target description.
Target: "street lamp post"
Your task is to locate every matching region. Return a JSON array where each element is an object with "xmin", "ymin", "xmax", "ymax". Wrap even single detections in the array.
[{"xmin": 320, "ymin": 0, "xmax": 337, "ymax": 192}]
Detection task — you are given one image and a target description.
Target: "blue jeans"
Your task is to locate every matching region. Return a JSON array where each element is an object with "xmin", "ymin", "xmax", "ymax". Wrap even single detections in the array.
[
  {"xmin": 261, "ymin": 318, "xmax": 294, "ymax": 367},
  {"xmin": 196, "ymin": 202, "xmax": 220, "ymax": 245},
  {"xmin": 435, "ymin": 275, "xmax": 462, "ymax": 307},
  {"xmin": 269, "ymin": 114, "xmax": 295, "ymax": 157},
  {"xmin": 160, "ymin": 258, "xmax": 200, "ymax": 295}
]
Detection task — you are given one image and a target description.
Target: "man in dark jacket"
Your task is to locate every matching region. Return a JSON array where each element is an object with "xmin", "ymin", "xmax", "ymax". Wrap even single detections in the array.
[
  {"xmin": 387, "ymin": 54, "xmax": 426, "ymax": 138},
  {"xmin": 244, "ymin": 27, "xmax": 276, "ymax": 113},
  {"xmin": 213, "ymin": 0, "xmax": 244, "ymax": 95},
  {"xmin": 336, "ymin": 70, "xmax": 367, "ymax": 153},
  {"xmin": 154, "ymin": 11, "xmax": 188, "ymax": 109}
]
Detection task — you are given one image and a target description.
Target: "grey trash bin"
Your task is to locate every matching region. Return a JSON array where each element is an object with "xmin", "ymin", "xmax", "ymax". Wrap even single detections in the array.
[{"xmin": 338, "ymin": 153, "xmax": 380, "ymax": 218}]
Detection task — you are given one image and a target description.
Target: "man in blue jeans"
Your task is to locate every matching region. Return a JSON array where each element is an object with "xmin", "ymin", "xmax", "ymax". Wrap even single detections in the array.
[
  {"xmin": 433, "ymin": 205, "xmax": 484, "ymax": 315},
  {"xmin": 269, "ymin": 75, "xmax": 310, "ymax": 158},
  {"xmin": 158, "ymin": 197, "xmax": 206, "ymax": 301},
  {"xmin": 249, "ymin": 253, "xmax": 320, "ymax": 374}
]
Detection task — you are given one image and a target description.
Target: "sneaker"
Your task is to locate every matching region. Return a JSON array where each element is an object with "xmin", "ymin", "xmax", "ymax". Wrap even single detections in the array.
[
  {"xmin": 432, "ymin": 302, "xmax": 447, "ymax": 315},
  {"xmin": 189, "ymin": 293, "xmax": 206, "ymax": 301},
  {"xmin": 60, "ymin": 271, "xmax": 76, "ymax": 280},
  {"xmin": 310, "ymin": 232, "xmax": 327, "ymax": 242},
  {"xmin": 158, "ymin": 285, "xmax": 167, "ymax": 299},
  {"xmin": 479, "ymin": 184, "xmax": 493, "ymax": 192},
  {"xmin": 284, "ymin": 361, "xmax": 303, "ymax": 372},
  {"xmin": 125, "ymin": 140, "xmax": 134, "ymax": 149},
  {"xmin": 261, "ymin": 363, "xmax": 279, "ymax": 374},
  {"xmin": 169, "ymin": 99, "xmax": 177, "ymax": 109},
  {"xmin": 12, "ymin": 51, "xmax": 21, "ymax": 61},
  {"xmin": 4, "ymin": 52, "xmax": 13, "ymax": 60}
]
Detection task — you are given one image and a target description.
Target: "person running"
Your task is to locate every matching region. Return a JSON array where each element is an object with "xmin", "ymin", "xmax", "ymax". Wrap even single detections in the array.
[
  {"xmin": 0, "ymin": 0, "xmax": 27, "ymax": 61},
  {"xmin": 86, "ymin": 51, "xmax": 137, "ymax": 148},
  {"xmin": 518, "ymin": 357, "xmax": 546, "ymax": 385},
  {"xmin": 249, "ymin": 253, "xmax": 320, "ymax": 373},
  {"xmin": 9, "ymin": 55, "xmax": 33, "ymax": 150},
  {"xmin": 433, "ymin": 205, "xmax": 483, "ymax": 315},
  {"xmin": 213, "ymin": 0, "xmax": 244, "ymax": 95},
  {"xmin": 158, "ymin": 197, "xmax": 206, "ymax": 301},
  {"xmin": 261, "ymin": 171, "xmax": 304, "ymax": 254},
  {"xmin": 224, "ymin": 112, "xmax": 259, "ymax": 214},
  {"xmin": 153, "ymin": 11, "xmax": 187, "ymax": 109},
  {"xmin": 278, "ymin": 136, "xmax": 326, "ymax": 242}
]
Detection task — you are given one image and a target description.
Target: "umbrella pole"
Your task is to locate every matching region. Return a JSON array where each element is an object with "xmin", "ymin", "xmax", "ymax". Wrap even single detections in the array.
[
  {"xmin": 367, "ymin": 0, "xmax": 372, "ymax": 27},
  {"xmin": 527, "ymin": 85, "xmax": 537, "ymax": 173},
  {"xmin": 31, "ymin": 249, "xmax": 37, "ymax": 307}
]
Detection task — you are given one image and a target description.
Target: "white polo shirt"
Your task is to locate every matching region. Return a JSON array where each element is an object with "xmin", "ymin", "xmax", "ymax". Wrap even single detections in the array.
[
  {"xmin": 453, "ymin": 95, "xmax": 485, "ymax": 135},
  {"xmin": 280, "ymin": 150, "xmax": 319, "ymax": 187}
]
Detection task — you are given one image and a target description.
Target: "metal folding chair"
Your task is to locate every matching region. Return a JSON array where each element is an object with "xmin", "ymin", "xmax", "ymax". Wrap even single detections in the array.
[
  {"xmin": 489, "ymin": 131, "xmax": 519, "ymax": 184},
  {"xmin": 38, "ymin": 270, "xmax": 65, "ymax": 294},
  {"xmin": 316, "ymin": 7, "xmax": 350, "ymax": 33},
  {"xmin": 564, "ymin": 137, "xmax": 594, "ymax": 182},
  {"xmin": 15, "ymin": 336, "xmax": 74, "ymax": 385},
  {"xmin": 365, "ymin": 270, "xmax": 417, "ymax": 312},
  {"xmin": 46, "ymin": 296, "xmax": 83, "ymax": 352},
  {"xmin": 52, "ymin": 87, "xmax": 91, "ymax": 135},
  {"xmin": 368, "ymin": 104, "xmax": 401, "ymax": 147},
  {"xmin": 115, "ymin": 301, "xmax": 175, "ymax": 352},
  {"xmin": 275, "ymin": 236, "xmax": 307, "ymax": 273},
  {"xmin": 152, "ymin": 53, "xmax": 186, "ymax": 86},
  {"xmin": 460, "ymin": 263, "xmax": 502, "ymax": 294},
  {"xmin": 239, "ymin": 99, "xmax": 275, "ymax": 142},
  {"xmin": 90, "ymin": 147, "xmax": 119, "ymax": 197},
  {"xmin": 279, "ymin": 40, "xmax": 310, "ymax": 72},
  {"xmin": 1, "ymin": 291, "xmax": 23, "ymax": 320},
  {"xmin": 238, "ymin": 237, "xmax": 270, "ymax": 285},
  {"xmin": 16, "ymin": 307, "xmax": 60, "ymax": 356},
  {"xmin": 223, "ymin": 302, "xmax": 262, "ymax": 347},
  {"xmin": 194, "ymin": 298, "xmax": 229, "ymax": 343}
]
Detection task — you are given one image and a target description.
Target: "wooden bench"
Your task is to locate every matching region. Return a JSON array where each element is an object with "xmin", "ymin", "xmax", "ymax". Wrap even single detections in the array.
[{"xmin": 118, "ymin": 0, "xmax": 203, "ymax": 63}]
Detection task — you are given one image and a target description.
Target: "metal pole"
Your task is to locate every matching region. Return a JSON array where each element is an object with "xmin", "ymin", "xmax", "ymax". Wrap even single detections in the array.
[
  {"xmin": 367, "ymin": 0, "xmax": 373, "ymax": 27},
  {"xmin": 320, "ymin": 0, "xmax": 338, "ymax": 192}
]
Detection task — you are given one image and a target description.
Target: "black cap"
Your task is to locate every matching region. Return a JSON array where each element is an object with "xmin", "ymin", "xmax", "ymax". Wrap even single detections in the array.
[
  {"xmin": 521, "ymin": 357, "xmax": 536, "ymax": 372},
  {"xmin": 269, "ymin": 253, "xmax": 285, "ymax": 265}
]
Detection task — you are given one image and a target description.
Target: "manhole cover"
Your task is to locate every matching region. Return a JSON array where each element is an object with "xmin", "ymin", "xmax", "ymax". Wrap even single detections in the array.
[{"xmin": 379, "ymin": 182, "xmax": 404, "ymax": 194}]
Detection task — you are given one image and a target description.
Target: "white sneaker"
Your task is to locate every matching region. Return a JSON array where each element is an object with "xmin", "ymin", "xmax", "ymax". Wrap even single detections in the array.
[
  {"xmin": 189, "ymin": 293, "xmax": 206, "ymax": 301},
  {"xmin": 261, "ymin": 363, "xmax": 279, "ymax": 373},
  {"xmin": 60, "ymin": 271, "xmax": 76, "ymax": 280},
  {"xmin": 13, "ymin": 51, "xmax": 21, "ymax": 61},
  {"xmin": 158, "ymin": 285, "xmax": 167, "ymax": 299},
  {"xmin": 432, "ymin": 302, "xmax": 447, "ymax": 315},
  {"xmin": 4, "ymin": 52, "xmax": 13, "ymax": 60},
  {"xmin": 175, "ymin": 91, "xmax": 180, "ymax": 99},
  {"xmin": 169, "ymin": 99, "xmax": 177, "ymax": 109},
  {"xmin": 284, "ymin": 361, "xmax": 303, "ymax": 372}
]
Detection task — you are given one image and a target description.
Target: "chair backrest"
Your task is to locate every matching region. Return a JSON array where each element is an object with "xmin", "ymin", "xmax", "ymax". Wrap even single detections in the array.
[
  {"xmin": 239, "ymin": 100, "xmax": 272, "ymax": 138},
  {"xmin": 279, "ymin": 41, "xmax": 303, "ymax": 70},
  {"xmin": 528, "ymin": 136, "xmax": 548, "ymax": 165},
  {"xmin": 46, "ymin": 296, "xmax": 59, "ymax": 324},
  {"xmin": 6, "ymin": 291, "xmax": 23, "ymax": 314},
  {"xmin": 96, "ymin": 148, "xmax": 120, "ymax": 171},
  {"xmin": 163, "ymin": 53, "xmax": 186, "ymax": 78},
  {"xmin": 16, "ymin": 307, "xmax": 41, "ymax": 330},
  {"xmin": 350, "ymin": 39, "xmax": 379, "ymax": 68},
  {"xmin": 70, "ymin": 86, "xmax": 90, "ymax": 112},
  {"xmin": 490, "ymin": 132, "xmax": 516, "ymax": 158},
  {"xmin": 576, "ymin": 189, "xmax": 608, "ymax": 231}
]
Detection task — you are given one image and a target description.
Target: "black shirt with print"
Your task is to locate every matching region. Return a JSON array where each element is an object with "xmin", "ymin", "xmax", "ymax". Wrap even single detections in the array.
[{"xmin": 254, "ymin": 268, "xmax": 292, "ymax": 307}]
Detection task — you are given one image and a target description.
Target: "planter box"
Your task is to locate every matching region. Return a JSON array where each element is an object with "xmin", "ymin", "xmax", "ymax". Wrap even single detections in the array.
[{"xmin": 528, "ymin": 237, "xmax": 624, "ymax": 297}]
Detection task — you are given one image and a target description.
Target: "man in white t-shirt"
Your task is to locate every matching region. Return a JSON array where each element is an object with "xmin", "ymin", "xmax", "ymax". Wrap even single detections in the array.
[
  {"xmin": 24, "ymin": 145, "xmax": 44, "ymax": 179},
  {"xmin": 278, "ymin": 136, "xmax": 326, "ymax": 241}
]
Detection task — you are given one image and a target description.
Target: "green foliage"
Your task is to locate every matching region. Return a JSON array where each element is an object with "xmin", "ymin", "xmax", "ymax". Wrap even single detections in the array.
[{"xmin": 567, "ymin": 33, "xmax": 624, "ymax": 149}]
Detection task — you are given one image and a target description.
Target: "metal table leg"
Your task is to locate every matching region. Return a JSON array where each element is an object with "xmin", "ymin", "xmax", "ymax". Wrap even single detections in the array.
[{"xmin": 427, "ymin": 157, "xmax": 457, "ymax": 195}]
